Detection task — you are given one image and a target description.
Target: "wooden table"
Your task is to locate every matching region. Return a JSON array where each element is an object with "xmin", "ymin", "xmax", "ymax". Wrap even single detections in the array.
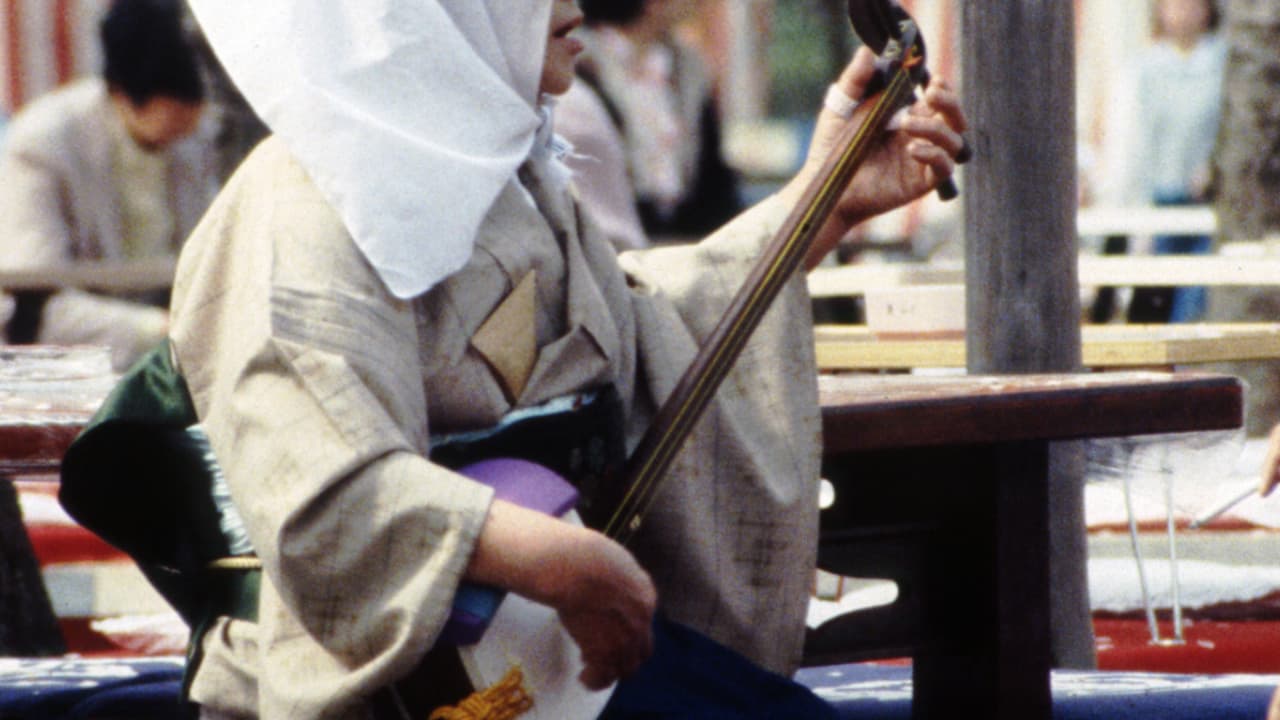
[
  {"xmin": 814, "ymin": 323, "xmax": 1280, "ymax": 370},
  {"xmin": 0, "ymin": 346, "xmax": 115, "ymax": 476},
  {"xmin": 809, "ymin": 371, "xmax": 1243, "ymax": 719}
]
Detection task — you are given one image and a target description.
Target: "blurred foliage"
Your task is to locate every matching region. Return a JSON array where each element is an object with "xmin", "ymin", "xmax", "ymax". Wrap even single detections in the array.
[{"xmin": 767, "ymin": 0, "xmax": 859, "ymax": 117}]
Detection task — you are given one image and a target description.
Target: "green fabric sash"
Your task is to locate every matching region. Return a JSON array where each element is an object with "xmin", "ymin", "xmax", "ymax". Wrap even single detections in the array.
[{"xmin": 58, "ymin": 340, "xmax": 257, "ymax": 694}]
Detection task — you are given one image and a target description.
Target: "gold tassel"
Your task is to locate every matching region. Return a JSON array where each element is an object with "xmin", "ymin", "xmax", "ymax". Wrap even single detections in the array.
[{"xmin": 428, "ymin": 666, "xmax": 534, "ymax": 720}]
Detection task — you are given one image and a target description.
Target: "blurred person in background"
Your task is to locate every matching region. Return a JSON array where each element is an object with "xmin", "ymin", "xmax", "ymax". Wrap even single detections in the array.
[
  {"xmin": 0, "ymin": 0, "xmax": 217, "ymax": 370},
  {"xmin": 555, "ymin": 68, "xmax": 650, "ymax": 252},
  {"xmin": 563, "ymin": 0, "xmax": 743, "ymax": 245},
  {"xmin": 1096, "ymin": 0, "xmax": 1225, "ymax": 323}
]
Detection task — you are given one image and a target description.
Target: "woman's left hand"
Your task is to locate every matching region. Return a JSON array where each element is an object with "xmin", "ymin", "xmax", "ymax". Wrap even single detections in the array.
[{"xmin": 786, "ymin": 46, "xmax": 967, "ymax": 268}]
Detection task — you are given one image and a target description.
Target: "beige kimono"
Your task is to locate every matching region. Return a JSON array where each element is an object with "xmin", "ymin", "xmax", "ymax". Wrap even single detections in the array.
[{"xmin": 171, "ymin": 137, "xmax": 821, "ymax": 719}]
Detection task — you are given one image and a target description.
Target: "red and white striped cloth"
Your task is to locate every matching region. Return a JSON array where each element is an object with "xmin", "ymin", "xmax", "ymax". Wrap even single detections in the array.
[
  {"xmin": 18, "ymin": 477, "xmax": 185, "ymax": 656},
  {"xmin": 1, "ymin": 0, "xmax": 110, "ymax": 115}
]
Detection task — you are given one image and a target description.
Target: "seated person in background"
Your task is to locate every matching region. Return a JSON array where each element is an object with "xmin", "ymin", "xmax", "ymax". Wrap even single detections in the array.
[
  {"xmin": 563, "ymin": 0, "xmax": 743, "ymax": 243},
  {"xmin": 0, "ymin": 0, "xmax": 218, "ymax": 370}
]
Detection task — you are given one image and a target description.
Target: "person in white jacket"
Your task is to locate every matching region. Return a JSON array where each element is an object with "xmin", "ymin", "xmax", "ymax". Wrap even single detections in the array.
[{"xmin": 0, "ymin": 0, "xmax": 217, "ymax": 369}]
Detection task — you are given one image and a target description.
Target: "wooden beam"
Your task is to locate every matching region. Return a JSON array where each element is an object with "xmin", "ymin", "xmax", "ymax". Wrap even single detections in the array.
[
  {"xmin": 0, "ymin": 257, "xmax": 177, "ymax": 291},
  {"xmin": 814, "ymin": 323, "xmax": 1280, "ymax": 370}
]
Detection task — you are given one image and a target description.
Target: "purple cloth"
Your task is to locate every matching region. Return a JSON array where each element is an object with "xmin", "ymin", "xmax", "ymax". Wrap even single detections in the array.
[{"xmin": 460, "ymin": 458, "xmax": 579, "ymax": 518}]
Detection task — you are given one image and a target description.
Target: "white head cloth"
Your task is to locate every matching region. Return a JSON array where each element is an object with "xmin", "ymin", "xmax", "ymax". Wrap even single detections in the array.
[{"xmin": 187, "ymin": 1, "xmax": 554, "ymax": 298}]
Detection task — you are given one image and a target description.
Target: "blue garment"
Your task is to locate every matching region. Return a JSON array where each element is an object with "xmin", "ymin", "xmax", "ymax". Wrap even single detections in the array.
[
  {"xmin": 0, "ymin": 657, "xmax": 187, "ymax": 719},
  {"xmin": 601, "ymin": 615, "xmax": 839, "ymax": 719},
  {"xmin": 1131, "ymin": 36, "xmax": 1226, "ymax": 202},
  {"xmin": 1152, "ymin": 191, "xmax": 1212, "ymax": 323}
]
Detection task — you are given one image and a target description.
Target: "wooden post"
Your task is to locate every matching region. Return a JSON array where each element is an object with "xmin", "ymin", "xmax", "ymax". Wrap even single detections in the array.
[{"xmin": 961, "ymin": 2, "xmax": 1093, "ymax": 669}]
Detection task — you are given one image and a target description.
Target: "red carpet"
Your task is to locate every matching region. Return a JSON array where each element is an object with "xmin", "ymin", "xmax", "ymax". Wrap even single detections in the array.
[{"xmin": 1096, "ymin": 617, "xmax": 1280, "ymax": 674}]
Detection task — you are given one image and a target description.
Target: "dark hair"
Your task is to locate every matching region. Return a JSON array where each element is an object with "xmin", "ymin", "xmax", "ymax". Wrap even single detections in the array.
[
  {"xmin": 581, "ymin": 0, "xmax": 646, "ymax": 26},
  {"xmin": 100, "ymin": 0, "xmax": 204, "ymax": 106}
]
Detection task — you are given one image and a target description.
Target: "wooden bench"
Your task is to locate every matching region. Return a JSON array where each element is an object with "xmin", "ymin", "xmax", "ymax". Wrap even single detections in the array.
[
  {"xmin": 0, "ymin": 258, "xmax": 177, "ymax": 294},
  {"xmin": 1, "ymin": 259, "xmax": 178, "ymax": 343},
  {"xmin": 814, "ymin": 322, "xmax": 1280, "ymax": 371}
]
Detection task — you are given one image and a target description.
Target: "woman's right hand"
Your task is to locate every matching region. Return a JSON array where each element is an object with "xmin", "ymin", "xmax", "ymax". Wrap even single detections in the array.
[
  {"xmin": 465, "ymin": 499, "xmax": 657, "ymax": 689},
  {"xmin": 541, "ymin": 529, "xmax": 657, "ymax": 689}
]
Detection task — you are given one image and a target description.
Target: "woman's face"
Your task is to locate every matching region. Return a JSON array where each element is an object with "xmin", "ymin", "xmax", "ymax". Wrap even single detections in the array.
[{"xmin": 541, "ymin": 0, "xmax": 585, "ymax": 96}]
